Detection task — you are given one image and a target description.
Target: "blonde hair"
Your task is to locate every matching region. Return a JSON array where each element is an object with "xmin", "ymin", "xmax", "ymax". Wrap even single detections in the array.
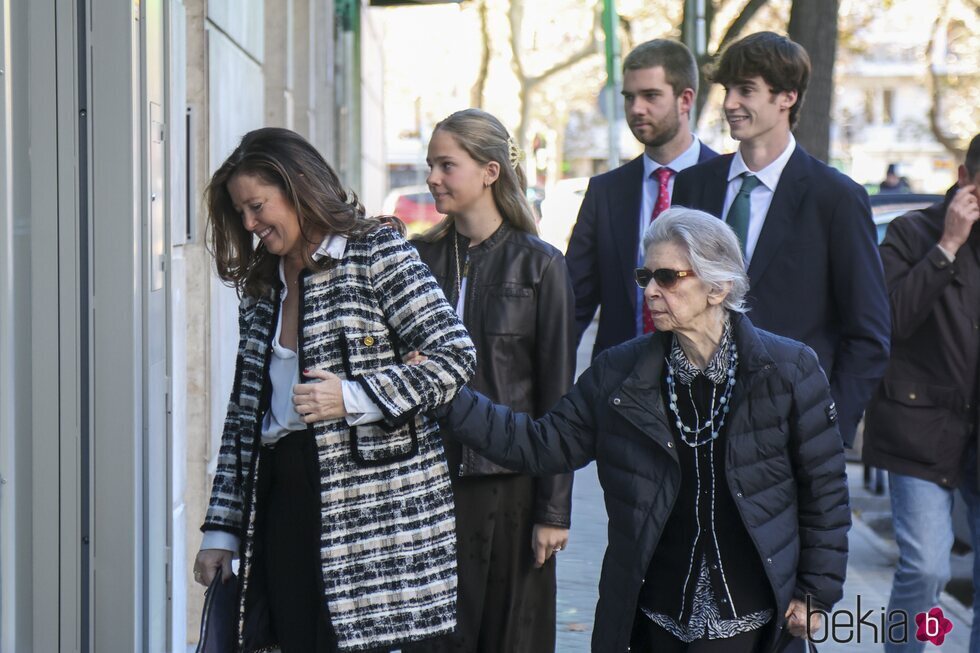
[{"xmin": 418, "ymin": 109, "xmax": 538, "ymax": 242}]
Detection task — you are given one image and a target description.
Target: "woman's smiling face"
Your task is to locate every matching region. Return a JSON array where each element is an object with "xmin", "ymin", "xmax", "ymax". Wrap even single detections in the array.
[{"xmin": 228, "ymin": 173, "xmax": 308, "ymax": 261}]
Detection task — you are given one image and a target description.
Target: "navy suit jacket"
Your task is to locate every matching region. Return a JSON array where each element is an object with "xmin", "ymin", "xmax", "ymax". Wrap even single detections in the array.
[
  {"xmin": 565, "ymin": 142, "xmax": 717, "ymax": 360},
  {"xmin": 671, "ymin": 146, "xmax": 891, "ymax": 445}
]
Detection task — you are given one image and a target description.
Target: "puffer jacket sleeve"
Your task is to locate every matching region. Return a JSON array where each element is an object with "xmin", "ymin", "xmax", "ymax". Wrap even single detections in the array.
[
  {"xmin": 445, "ymin": 359, "xmax": 603, "ymax": 476},
  {"xmin": 354, "ymin": 227, "xmax": 476, "ymax": 424},
  {"xmin": 788, "ymin": 344, "xmax": 851, "ymax": 610},
  {"xmin": 201, "ymin": 296, "xmax": 258, "ymax": 539},
  {"xmin": 531, "ymin": 252, "xmax": 577, "ymax": 527}
]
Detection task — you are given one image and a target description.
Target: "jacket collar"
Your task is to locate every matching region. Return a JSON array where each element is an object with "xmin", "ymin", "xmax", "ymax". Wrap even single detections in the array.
[
  {"xmin": 612, "ymin": 312, "xmax": 775, "ymax": 452},
  {"xmin": 621, "ymin": 312, "xmax": 773, "ymax": 387},
  {"xmin": 454, "ymin": 220, "xmax": 512, "ymax": 253}
]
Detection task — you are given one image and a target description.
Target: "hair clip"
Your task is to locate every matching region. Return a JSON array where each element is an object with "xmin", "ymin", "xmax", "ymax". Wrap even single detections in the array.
[{"xmin": 506, "ymin": 137, "xmax": 524, "ymax": 170}]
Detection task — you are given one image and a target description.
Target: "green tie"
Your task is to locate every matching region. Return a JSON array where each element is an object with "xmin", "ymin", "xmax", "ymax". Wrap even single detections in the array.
[{"xmin": 726, "ymin": 173, "xmax": 762, "ymax": 253}]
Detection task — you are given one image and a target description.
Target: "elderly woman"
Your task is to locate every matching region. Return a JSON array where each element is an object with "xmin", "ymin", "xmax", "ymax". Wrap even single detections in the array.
[{"xmin": 441, "ymin": 207, "xmax": 850, "ymax": 653}]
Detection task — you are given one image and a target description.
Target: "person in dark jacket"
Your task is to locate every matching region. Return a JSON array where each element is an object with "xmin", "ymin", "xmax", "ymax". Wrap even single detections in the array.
[
  {"xmin": 407, "ymin": 109, "xmax": 577, "ymax": 652},
  {"xmin": 565, "ymin": 39, "xmax": 717, "ymax": 360},
  {"xmin": 863, "ymin": 134, "xmax": 980, "ymax": 653},
  {"xmin": 442, "ymin": 207, "xmax": 850, "ymax": 653}
]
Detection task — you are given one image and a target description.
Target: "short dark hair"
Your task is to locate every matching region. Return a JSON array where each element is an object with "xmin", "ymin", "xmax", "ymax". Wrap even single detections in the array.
[
  {"xmin": 710, "ymin": 31, "xmax": 811, "ymax": 128},
  {"xmin": 622, "ymin": 39, "xmax": 699, "ymax": 98},
  {"xmin": 966, "ymin": 134, "xmax": 980, "ymax": 177}
]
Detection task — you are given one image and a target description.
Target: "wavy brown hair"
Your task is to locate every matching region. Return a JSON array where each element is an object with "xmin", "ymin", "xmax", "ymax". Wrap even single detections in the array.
[
  {"xmin": 417, "ymin": 109, "xmax": 538, "ymax": 243},
  {"xmin": 205, "ymin": 127, "xmax": 403, "ymax": 298}
]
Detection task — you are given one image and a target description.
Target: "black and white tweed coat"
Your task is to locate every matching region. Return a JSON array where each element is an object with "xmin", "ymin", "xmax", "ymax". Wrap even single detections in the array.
[{"xmin": 202, "ymin": 226, "xmax": 476, "ymax": 652}]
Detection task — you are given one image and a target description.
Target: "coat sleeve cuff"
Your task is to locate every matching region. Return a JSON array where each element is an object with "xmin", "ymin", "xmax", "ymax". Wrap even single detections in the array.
[
  {"xmin": 342, "ymin": 380, "xmax": 385, "ymax": 425},
  {"xmin": 200, "ymin": 530, "xmax": 240, "ymax": 556},
  {"xmin": 532, "ymin": 511, "xmax": 572, "ymax": 528}
]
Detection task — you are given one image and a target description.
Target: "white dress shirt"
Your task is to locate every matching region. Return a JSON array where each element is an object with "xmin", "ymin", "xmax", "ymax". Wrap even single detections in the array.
[{"xmin": 721, "ymin": 134, "xmax": 796, "ymax": 266}]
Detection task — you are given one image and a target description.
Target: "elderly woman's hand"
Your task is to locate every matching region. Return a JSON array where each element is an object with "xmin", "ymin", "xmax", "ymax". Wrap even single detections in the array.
[
  {"xmin": 785, "ymin": 598, "xmax": 822, "ymax": 639},
  {"xmin": 293, "ymin": 369, "xmax": 348, "ymax": 422}
]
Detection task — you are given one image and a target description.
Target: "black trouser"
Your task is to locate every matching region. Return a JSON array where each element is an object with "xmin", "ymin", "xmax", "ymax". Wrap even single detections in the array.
[
  {"xmin": 630, "ymin": 617, "xmax": 765, "ymax": 653},
  {"xmin": 255, "ymin": 430, "xmax": 338, "ymax": 653}
]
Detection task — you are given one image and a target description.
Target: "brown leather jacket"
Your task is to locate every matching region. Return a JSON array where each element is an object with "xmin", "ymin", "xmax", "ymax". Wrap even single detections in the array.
[{"xmin": 413, "ymin": 222, "xmax": 575, "ymax": 526}]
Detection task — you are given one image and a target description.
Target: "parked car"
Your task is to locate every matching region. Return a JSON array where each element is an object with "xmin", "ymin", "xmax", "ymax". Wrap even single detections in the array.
[
  {"xmin": 538, "ymin": 177, "xmax": 589, "ymax": 252},
  {"xmin": 870, "ymin": 192, "xmax": 943, "ymax": 243},
  {"xmin": 382, "ymin": 185, "xmax": 444, "ymax": 235}
]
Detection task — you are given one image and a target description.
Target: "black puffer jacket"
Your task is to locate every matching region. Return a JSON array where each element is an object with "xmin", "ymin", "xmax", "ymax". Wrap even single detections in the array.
[{"xmin": 445, "ymin": 313, "xmax": 850, "ymax": 653}]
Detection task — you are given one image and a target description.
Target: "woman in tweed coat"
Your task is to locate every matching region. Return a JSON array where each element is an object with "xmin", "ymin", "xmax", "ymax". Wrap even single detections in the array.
[{"xmin": 192, "ymin": 127, "xmax": 476, "ymax": 653}]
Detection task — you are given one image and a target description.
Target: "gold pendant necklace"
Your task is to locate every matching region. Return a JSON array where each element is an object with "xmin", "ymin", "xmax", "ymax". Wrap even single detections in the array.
[{"xmin": 452, "ymin": 229, "xmax": 467, "ymax": 303}]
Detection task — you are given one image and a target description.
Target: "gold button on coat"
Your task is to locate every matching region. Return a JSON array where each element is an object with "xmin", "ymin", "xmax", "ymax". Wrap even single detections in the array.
[
  {"xmin": 363, "ymin": 336, "xmax": 375, "ymax": 346},
  {"xmin": 909, "ymin": 392, "xmax": 917, "ymax": 400}
]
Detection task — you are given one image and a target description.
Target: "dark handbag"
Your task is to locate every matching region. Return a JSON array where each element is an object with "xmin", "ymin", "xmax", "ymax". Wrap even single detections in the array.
[
  {"xmin": 774, "ymin": 629, "xmax": 819, "ymax": 653},
  {"xmin": 196, "ymin": 571, "xmax": 240, "ymax": 653}
]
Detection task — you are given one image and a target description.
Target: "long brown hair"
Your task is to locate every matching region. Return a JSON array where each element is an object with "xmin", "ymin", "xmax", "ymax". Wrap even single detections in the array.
[
  {"xmin": 418, "ymin": 109, "xmax": 538, "ymax": 242},
  {"xmin": 205, "ymin": 127, "xmax": 403, "ymax": 298}
]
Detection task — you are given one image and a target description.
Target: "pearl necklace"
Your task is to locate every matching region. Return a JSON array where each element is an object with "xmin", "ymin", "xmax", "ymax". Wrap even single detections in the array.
[{"xmin": 665, "ymin": 342, "xmax": 738, "ymax": 447}]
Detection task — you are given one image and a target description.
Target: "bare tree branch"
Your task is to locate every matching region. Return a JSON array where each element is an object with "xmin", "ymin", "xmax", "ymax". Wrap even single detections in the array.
[
  {"xmin": 509, "ymin": 0, "xmax": 603, "ymax": 147},
  {"xmin": 717, "ymin": 0, "xmax": 771, "ymax": 53},
  {"xmin": 692, "ymin": 0, "xmax": 775, "ymax": 123},
  {"xmin": 527, "ymin": 39, "xmax": 600, "ymax": 88},
  {"xmin": 926, "ymin": 0, "xmax": 967, "ymax": 159},
  {"xmin": 470, "ymin": 0, "xmax": 491, "ymax": 108},
  {"xmin": 508, "ymin": 0, "xmax": 526, "ymax": 83}
]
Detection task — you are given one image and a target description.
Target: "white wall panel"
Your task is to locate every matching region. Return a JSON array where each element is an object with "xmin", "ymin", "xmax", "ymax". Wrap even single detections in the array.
[
  {"xmin": 206, "ymin": 25, "xmax": 264, "ymax": 470},
  {"xmin": 207, "ymin": 0, "xmax": 265, "ymax": 63}
]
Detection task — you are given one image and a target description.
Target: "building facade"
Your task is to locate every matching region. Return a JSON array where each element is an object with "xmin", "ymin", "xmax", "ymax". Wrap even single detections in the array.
[{"xmin": 0, "ymin": 1, "xmax": 384, "ymax": 650}]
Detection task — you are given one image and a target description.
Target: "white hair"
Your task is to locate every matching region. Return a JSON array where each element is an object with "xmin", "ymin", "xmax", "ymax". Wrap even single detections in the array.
[{"xmin": 642, "ymin": 207, "xmax": 749, "ymax": 313}]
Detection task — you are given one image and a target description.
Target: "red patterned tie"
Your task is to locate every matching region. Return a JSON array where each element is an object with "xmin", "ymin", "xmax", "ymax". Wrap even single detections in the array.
[{"xmin": 642, "ymin": 167, "xmax": 674, "ymax": 333}]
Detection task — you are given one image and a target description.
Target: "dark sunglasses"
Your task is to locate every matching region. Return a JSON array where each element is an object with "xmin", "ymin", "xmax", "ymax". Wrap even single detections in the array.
[{"xmin": 634, "ymin": 267, "xmax": 696, "ymax": 289}]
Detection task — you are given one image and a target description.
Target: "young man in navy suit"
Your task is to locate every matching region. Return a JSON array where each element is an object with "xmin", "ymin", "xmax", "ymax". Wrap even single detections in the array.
[
  {"xmin": 565, "ymin": 39, "xmax": 717, "ymax": 359},
  {"xmin": 672, "ymin": 32, "xmax": 890, "ymax": 447}
]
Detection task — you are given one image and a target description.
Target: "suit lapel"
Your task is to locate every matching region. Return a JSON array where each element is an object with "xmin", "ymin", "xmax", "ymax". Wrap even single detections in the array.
[
  {"xmin": 609, "ymin": 156, "xmax": 646, "ymax": 311},
  {"xmin": 747, "ymin": 146, "xmax": 809, "ymax": 287},
  {"xmin": 702, "ymin": 155, "xmax": 731, "ymax": 219},
  {"xmin": 697, "ymin": 142, "xmax": 719, "ymax": 163}
]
